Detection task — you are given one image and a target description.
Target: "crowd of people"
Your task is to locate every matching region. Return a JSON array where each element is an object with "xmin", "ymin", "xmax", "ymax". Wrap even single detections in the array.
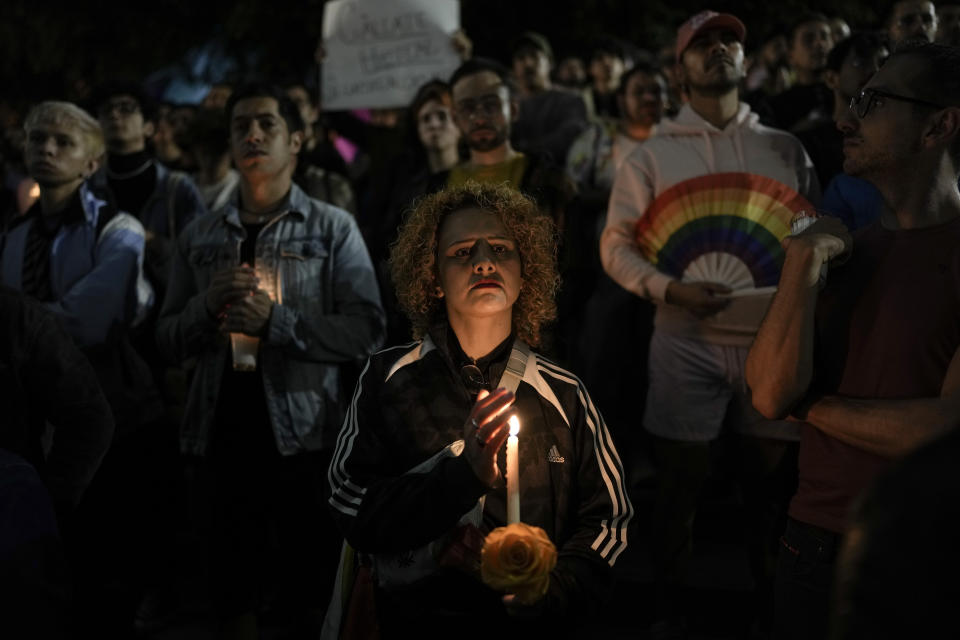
[{"xmin": 1, "ymin": 2, "xmax": 959, "ymax": 640}]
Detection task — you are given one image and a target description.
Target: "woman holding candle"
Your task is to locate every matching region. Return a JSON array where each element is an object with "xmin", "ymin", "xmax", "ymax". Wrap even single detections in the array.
[{"xmin": 326, "ymin": 182, "xmax": 633, "ymax": 638}]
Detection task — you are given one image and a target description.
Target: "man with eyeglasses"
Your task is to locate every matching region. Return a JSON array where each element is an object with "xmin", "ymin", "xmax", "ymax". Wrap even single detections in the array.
[
  {"xmin": 886, "ymin": 0, "xmax": 938, "ymax": 45},
  {"xmin": 91, "ymin": 83, "xmax": 205, "ymax": 297},
  {"xmin": 440, "ymin": 58, "xmax": 578, "ymax": 362},
  {"xmin": 443, "ymin": 57, "xmax": 572, "ymax": 228},
  {"xmin": 747, "ymin": 42, "xmax": 960, "ymax": 640},
  {"xmin": 91, "ymin": 82, "xmax": 207, "ymax": 438},
  {"xmin": 91, "ymin": 81, "xmax": 208, "ymax": 630}
]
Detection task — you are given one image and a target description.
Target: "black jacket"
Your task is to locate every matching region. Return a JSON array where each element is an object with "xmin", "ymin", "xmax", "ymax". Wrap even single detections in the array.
[
  {"xmin": 328, "ymin": 326, "xmax": 632, "ymax": 626},
  {"xmin": 0, "ymin": 287, "xmax": 113, "ymax": 512}
]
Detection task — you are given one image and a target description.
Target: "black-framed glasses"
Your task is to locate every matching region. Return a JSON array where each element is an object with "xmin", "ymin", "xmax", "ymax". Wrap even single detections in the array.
[
  {"xmin": 454, "ymin": 95, "xmax": 506, "ymax": 120},
  {"xmin": 849, "ymin": 88, "xmax": 946, "ymax": 119}
]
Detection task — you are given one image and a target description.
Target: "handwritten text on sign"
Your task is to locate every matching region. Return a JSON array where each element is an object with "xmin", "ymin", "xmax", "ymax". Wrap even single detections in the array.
[{"xmin": 322, "ymin": 0, "xmax": 460, "ymax": 110}]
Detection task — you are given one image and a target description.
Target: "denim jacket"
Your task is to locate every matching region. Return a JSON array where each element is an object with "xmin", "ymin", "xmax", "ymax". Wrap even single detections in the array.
[
  {"xmin": 0, "ymin": 182, "xmax": 153, "ymax": 346},
  {"xmin": 157, "ymin": 183, "xmax": 385, "ymax": 456}
]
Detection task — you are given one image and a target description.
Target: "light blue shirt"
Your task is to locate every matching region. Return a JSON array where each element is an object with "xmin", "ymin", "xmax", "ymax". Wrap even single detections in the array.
[{"xmin": 0, "ymin": 182, "xmax": 153, "ymax": 347}]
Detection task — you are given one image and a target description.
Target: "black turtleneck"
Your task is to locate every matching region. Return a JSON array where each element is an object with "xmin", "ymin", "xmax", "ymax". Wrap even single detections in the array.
[{"xmin": 106, "ymin": 150, "xmax": 157, "ymax": 219}]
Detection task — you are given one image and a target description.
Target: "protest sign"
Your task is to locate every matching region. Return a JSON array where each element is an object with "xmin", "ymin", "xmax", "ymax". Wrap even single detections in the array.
[{"xmin": 322, "ymin": 0, "xmax": 460, "ymax": 110}]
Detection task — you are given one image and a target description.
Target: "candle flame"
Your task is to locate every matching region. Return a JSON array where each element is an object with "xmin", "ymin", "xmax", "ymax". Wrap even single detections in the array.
[
  {"xmin": 28, "ymin": 182, "xmax": 40, "ymax": 199},
  {"xmin": 508, "ymin": 415, "xmax": 520, "ymax": 437},
  {"xmin": 255, "ymin": 266, "xmax": 280, "ymax": 303}
]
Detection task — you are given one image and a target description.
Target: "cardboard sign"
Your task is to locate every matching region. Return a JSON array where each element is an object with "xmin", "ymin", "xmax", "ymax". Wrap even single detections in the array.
[{"xmin": 322, "ymin": 0, "xmax": 460, "ymax": 110}]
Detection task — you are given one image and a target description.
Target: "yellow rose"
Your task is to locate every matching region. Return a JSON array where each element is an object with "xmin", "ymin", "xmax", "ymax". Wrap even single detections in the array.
[{"xmin": 480, "ymin": 523, "xmax": 558, "ymax": 605}]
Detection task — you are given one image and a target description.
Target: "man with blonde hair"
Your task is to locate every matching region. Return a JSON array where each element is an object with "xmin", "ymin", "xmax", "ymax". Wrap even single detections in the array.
[
  {"xmin": 0, "ymin": 100, "xmax": 163, "ymax": 637},
  {"xmin": 24, "ymin": 100, "xmax": 106, "ymax": 157},
  {"xmin": 3, "ymin": 100, "xmax": 152, "ymax": 347}
]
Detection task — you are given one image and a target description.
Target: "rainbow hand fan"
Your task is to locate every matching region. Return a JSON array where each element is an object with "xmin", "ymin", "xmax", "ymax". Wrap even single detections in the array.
[{"xmin": 635, "ymin": 172, "xmax": 813, "ymax": 290}]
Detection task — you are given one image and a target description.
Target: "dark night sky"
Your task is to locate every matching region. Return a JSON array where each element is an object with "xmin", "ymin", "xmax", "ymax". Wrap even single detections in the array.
[{"xmin": 4, "ymin": 0, "xmax": 881, "ymax": 108}]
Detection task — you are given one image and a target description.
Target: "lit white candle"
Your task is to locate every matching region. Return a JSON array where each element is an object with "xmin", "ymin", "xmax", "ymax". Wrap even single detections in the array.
[
  {"xmin": 507, "ymin": 415, "xmax": 520, "ymax": 524},
  {"xmin": 229, "ymin": 265, "xmax": 279, "ymax": 371}
]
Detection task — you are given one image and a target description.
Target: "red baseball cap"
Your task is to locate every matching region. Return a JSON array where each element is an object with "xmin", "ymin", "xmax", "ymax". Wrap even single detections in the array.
[{"xmin": 675, "ymin": 10, "xmax": 747, "ymax": 63}]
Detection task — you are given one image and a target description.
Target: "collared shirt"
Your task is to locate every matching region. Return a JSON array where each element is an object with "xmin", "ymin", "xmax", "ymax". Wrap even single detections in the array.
[
  {"xmin": 0, "ymin": 182, "xmax": 153, "ymax": 346},
  {"xmin": 19, "ymin": 192, "xmax": 85, "ymax": 302}
]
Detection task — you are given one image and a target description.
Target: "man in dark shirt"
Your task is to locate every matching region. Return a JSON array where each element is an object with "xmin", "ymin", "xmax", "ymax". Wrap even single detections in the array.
[
  {"xmin": 587, "ymin": 36, "xmax": 628, "ymax": 120},
  {"xmin": 886, "ymin": 0, "xmax": 939, "ymax": 45},
  {"xmin": 509, "ymin": 31, "xmax": 589, "ymax": 165},
  {"xmin": 91, "ymin": 83, "xmax": 206, "ymax": 627},
  {"xmin": 92, "ymin": 82, "xmax": 205, "ymax": 295},
  {"xmin": 747, "ymin": 42, "xmax": 960, "ymax": 640},
  {"xmin": 830, "ymin": 424, "xmax": 960, "ymax": 639},
  {"xmin": 937, "ymin": 1, "xmax": 960, "ymax": 45},
  {"xmin": 769, "ymin": 12, "xmax": 835, "ymax": 132}
]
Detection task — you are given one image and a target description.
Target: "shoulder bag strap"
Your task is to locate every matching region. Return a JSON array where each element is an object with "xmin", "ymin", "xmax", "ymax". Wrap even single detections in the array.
[{"xmin": 497, "ymin": 339, "xmax": 531, "ymax": 394}]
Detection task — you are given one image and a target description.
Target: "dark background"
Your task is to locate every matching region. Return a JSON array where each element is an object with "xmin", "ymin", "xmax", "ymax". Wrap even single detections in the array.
[{"xmin": 4, "ymin": 0, "xmax": 883, "ymax": 109}]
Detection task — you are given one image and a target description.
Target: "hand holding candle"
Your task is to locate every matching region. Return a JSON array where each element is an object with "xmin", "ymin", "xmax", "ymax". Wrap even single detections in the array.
[
  {"xmin": 225, "ymin": 265, "xmax": 277, "ymax": 325},
  {"xmin": 463, "ymin": 388, "xmax": 515, "ymax": 486},
  {"xmin": 220, "ymin": 264, "xmax": 278, "ymax": 369},
  {"xmin": 206, "ymin": 264, "xmax": 258, "ymax": 319},
  {"xmin": 222, "ymin": 288, "xmax": 275, "ymax": 336}
]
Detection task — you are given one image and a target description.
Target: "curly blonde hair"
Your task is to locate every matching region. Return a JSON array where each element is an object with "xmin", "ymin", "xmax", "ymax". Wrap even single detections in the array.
[{"xmin": 389, "ymin": 181, "xmax": 559, "ymax": 347}]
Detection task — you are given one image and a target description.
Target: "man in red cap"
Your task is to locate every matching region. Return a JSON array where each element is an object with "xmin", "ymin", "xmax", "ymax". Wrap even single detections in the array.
[{"xmin": 601, "ymin": 9, "xmax": 819, "ymax": 637}]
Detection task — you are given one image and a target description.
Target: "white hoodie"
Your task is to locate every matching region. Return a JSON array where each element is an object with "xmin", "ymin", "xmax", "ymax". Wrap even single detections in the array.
[{"xmin": 600, "ymin": 102, "xmax": 820, "ymax": 346}]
